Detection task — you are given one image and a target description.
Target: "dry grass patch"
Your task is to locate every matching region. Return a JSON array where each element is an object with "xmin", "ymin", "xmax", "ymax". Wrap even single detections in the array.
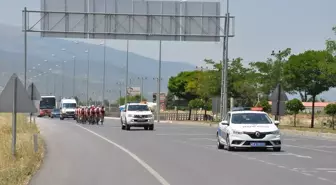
[{"xmin": 0, "ymin": 113, "xmax": 44, "ymax": 185}]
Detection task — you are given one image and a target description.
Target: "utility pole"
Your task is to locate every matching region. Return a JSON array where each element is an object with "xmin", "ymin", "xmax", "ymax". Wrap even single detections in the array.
[
  {"xmin": 220, "ymin": 0, "xmax": 230, "ymax": 120},
  {"xmin": 271, "ymin": 50, "xmax": 282, "ymax": 121},
  {"xmin": 153, "ymin": 77, "xmax": 162, "ymax": 123},
  {"xmin": 125, "ymin": 40, "xmax": 129, "ymax": 105}
]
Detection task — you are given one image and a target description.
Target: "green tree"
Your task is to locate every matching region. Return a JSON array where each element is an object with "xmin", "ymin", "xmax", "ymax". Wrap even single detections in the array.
[
  {"xmin": 117, "ymin": 95, "xmax": 147, "ymax": 105},
  {"xmin": 284, "ymin": 50, "xmax": 336, "ymax": 128},
  {"xmin": 103, "ymin": 99, "xmax": 110, "ymax": 107},
  {"xmin": 188, "ymin": 98, "xmax": 203, "ymax": 110},
  {"xmin": 256, "ymin": 100, "xmax": 271, "ymax": 113},
  {"xmin": 165, "ymin": 91, "xmax": 175, "ymax": 109},
  {"xmin": 326, "ymin": 26, "xmax": 336, "ymax": 55},
  {"xmin": 168, "ymin": 71, "xmax": 199, "ymax": 120},
  {"xmin": 324, "ymin": 103, "xmax": 336, "ymax": 130},
  {"xmin": 249, "ymin": 48, "xmax": 292, "ymax": 97},
  {"xmin": 199, "ymin": 58, "xmax": 259, "ymax": 107},
  {"xmin": 286, "ymin": 99, "xmax": 305, "ymax": 127}
]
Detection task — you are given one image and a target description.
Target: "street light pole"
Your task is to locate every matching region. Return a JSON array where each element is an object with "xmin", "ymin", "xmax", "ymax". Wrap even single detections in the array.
[
  {"xmin": 85, "ymin": 49, "xmax": 90, "ymax": 106},
  {"xmin": 62, "ymin": 61, "xmax": 66, "ymax": 98},
  {"xmin": 125, "ymin": 40, "xmax": 129, "ymax": 105},
  {"xmin": 73, "ymin": 56, "xmax": 76, "ymax": 97},
  {"xmin": 103, "ymin": 40, "xmax": 106, "ymax": 104}
]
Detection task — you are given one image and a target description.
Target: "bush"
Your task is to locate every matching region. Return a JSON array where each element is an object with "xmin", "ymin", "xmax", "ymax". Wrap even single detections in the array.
[{"xmin": 286, "ymin": 99, "xmax": 305, "ymax": 127}]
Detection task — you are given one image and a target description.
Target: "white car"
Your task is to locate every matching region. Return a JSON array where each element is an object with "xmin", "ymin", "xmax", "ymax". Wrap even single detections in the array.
[
  {"xmin": 120, "ymin": 103, "xmax": 154, "ymax": 130},
  {"xmin": 217, "ymin": 110, "xmax": 281, "ymax": 151}
]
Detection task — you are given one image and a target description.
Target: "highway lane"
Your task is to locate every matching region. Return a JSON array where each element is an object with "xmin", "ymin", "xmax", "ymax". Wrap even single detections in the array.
[
  {"xmin": 30, "ymin": 118, "xmax": 160, "ymax": 185},
  {"xmin": 31, "ymin": 117, "xmax": 336, "ymax": 185}
]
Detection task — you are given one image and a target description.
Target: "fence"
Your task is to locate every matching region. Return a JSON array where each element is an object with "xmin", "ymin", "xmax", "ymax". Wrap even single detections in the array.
[{"xmin": 106, "ymin": 110, "xmax": 214, "ymax": 121}]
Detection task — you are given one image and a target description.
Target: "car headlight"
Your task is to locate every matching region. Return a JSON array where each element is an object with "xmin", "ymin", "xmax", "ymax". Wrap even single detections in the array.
[
  {"xmin": 232, "ymin": 130, "xmax": 243, "ymax": 134},
  {"xmin": 271, "ymin": 130, "xmax": 280, "ymax": 135},
  {"xmin": 148, "ymin": 114, "xmax": 153, "ymax": 118},
  {"xmin": 127, "ymin": 114, "xmax": 133, "ymax": 117}
]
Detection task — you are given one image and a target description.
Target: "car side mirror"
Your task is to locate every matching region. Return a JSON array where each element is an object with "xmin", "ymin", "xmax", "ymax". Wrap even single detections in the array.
[
  {"xmin": 274, "ymin": 120, "xmax": 280, "ymax": 126},
  {"xmin": 221, "ymin": 120, "xmax": 229, "ymax": 125},
  {"xmin": 59, "ymin": 107, "xmax": 62, "ymax": 110}
]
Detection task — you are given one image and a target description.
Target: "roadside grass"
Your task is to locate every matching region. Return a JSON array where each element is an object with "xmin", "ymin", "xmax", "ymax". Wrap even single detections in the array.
[
  {"xmin": 278, "ymin": 125, "xmax": 336, "ymax": 134},
  {"xmin": 0, "ymin": 113, "xmax": 44, "ymax": 185}
]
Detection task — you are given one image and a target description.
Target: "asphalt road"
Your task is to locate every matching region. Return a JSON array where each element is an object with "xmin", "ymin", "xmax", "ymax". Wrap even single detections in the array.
[{"xmin": 29, "ymin": 117, "xmax": 336, "ymax": 185}]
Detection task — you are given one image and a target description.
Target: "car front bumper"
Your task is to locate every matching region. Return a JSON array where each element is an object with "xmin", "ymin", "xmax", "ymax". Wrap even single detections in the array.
[
  {"xmin": 126, "ymin": 118, "xmax": 154, "ymax": 126},
  {"xmin": 61, "ymin": 112, "xmax": 75, "ymax": 118},
  {"xmin": 221, "ymin": 133, "xmax": 282, "ymax": 148}
]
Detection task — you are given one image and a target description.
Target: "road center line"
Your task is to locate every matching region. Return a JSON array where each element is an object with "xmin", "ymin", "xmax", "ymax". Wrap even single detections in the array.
[
  {"xmin": 156, "ymin": 133, "xmax": 214, "ymax": 136},
  {"xmin": 74, "ymin": 124, "xmax": 170, "ymax": 185},
  {"xmin": 189, "ymin": 138, "xmax": 217, "ymax": 141},
  {"xmin": 284, "ymin": 144, "xmax": 336, "ymax": 154}
]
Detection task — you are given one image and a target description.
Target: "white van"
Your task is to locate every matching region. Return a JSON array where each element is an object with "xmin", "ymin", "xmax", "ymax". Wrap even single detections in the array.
[{"xmin": 60, "ymin": 98, "xmax": 77, "ymax": 120}]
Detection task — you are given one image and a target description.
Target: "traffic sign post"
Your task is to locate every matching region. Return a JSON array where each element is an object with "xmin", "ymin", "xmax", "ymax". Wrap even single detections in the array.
[
  {"xmin": 27, "ymin": 83, "xmax": 41, "ymax": 123},
  {"xmin": 0, "ymin": 74, "xmax": 38, "ymax": 156},
  {"xmin": 270, "ymin": 83, "xmax": 288, "ymax": 120}
]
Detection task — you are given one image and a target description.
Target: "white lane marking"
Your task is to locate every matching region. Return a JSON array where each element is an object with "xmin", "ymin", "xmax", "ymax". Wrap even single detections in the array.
[
  {"xmin": 328, "ymin": 171, "xmax": 336, "ymax": 173},
  {"xmin": 189, "ymin": 138, "xmax": 217, "ymax": 141},
  {"xmin": 284, "ymin": 144, "xmax": 336, "ymax": 154},
  {"xmin": 270, "ymin": 152, "xmax": 312, "ymax": 159},
  {"xmin": 282, "ymin": 134, "xmax": 336, "ymax": 142},
  {"xmin": 316, "ymin": 168, "xmax": 336, "ymax": 171},
  {"xmin": 319, "ymin": 177, "xmax": 328, "ymax": 181},
  {"xmin": 312, "ymin": 146, "xmax": 336, "ymax": 149},
  {"xmin": 75, "ymin": 124, "xmax": 170, "ymax": 185},
  {"xmin": 284, "ymin": 139, "xmax": 298, "ymax": 141},
  {"xmin": 156, "ymin": 133, "xmax": 214, "ymax": 136},
  {"xmin": 173, "ymin": 139, "xmax": 336, "ymax": 184}
]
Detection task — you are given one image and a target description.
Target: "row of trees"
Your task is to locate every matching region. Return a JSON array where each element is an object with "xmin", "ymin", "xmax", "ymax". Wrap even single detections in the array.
[{"xmin": 167, "ymin": 26, "xmax": 336, "ymax": 128}]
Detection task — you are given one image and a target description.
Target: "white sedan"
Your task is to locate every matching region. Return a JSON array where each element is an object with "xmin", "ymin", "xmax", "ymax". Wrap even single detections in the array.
[{"xmin": 216, "ymin": 110, "xmax": 281, "ymax": 151}]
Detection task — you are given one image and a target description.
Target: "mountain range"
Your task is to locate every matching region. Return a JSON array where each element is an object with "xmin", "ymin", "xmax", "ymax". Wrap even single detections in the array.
[
  {"xmin": 1, "ymin": 23, "xmax": 335, "ymax": 102},
  {"xmin": 0, "ymin": 23, "xmax": 195, "ymax": 102}
]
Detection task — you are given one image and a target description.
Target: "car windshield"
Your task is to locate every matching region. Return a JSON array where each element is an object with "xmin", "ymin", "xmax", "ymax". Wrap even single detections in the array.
[
  {"xmin": 63, "ymin": 103, "xmax": 76, "ymax": 108},
  {"xmin": 53, "ymin": 109, "xmax": 60, "ymax": 113},
  {"xmin": 127, "ymin": 105, "xmax": 149, "ymax": 111},
  {"xmin": 231, "ymin": 113, "xmax": 272, "ymax": 124}
]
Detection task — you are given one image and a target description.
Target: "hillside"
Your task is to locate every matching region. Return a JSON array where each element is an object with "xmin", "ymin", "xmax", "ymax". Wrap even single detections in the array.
[{"xmin": 0, "ymin": 23, "xmax": 195, "ymax": 101}]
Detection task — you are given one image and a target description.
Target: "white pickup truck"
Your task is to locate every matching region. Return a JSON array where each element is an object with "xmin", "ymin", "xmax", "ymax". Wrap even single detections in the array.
[{"xmin": 120, "ymin": 103, "xmax": 154, "ymax": 131}]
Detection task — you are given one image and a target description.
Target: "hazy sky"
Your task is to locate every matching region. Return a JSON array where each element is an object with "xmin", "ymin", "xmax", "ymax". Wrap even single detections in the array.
[{"xmin": 0, "ymin": 0, "xmax": 335, "ymax": 67}]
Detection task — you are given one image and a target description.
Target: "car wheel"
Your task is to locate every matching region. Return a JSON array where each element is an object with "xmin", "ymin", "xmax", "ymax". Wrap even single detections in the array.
[
  {"xmin": 226, "ymin": 134, "xmax": 233, "ymax": 151},
  {"xmin": 125, "ymin": 124, "xmax": 130, "ymax": 130},
  {"xmin": 217, "ymin": 133, "xmax": 224, "ymax": 149},
  {"xmin": 149, "ymin": 125, "xmax": 154, "ymax": 130},
  {"xmin": 273, "ymin": 147, "xmax": 281, "ymax": 152}
]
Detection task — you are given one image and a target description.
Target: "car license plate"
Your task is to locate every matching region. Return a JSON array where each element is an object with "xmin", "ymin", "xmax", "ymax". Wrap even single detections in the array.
[
  {"xmin": 250, "ymin": 142, "xmax": 265, "ymax": 147},
  {"xmin": 136, "ymin": 119, "xmax": 147, "ymax": 122}
]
